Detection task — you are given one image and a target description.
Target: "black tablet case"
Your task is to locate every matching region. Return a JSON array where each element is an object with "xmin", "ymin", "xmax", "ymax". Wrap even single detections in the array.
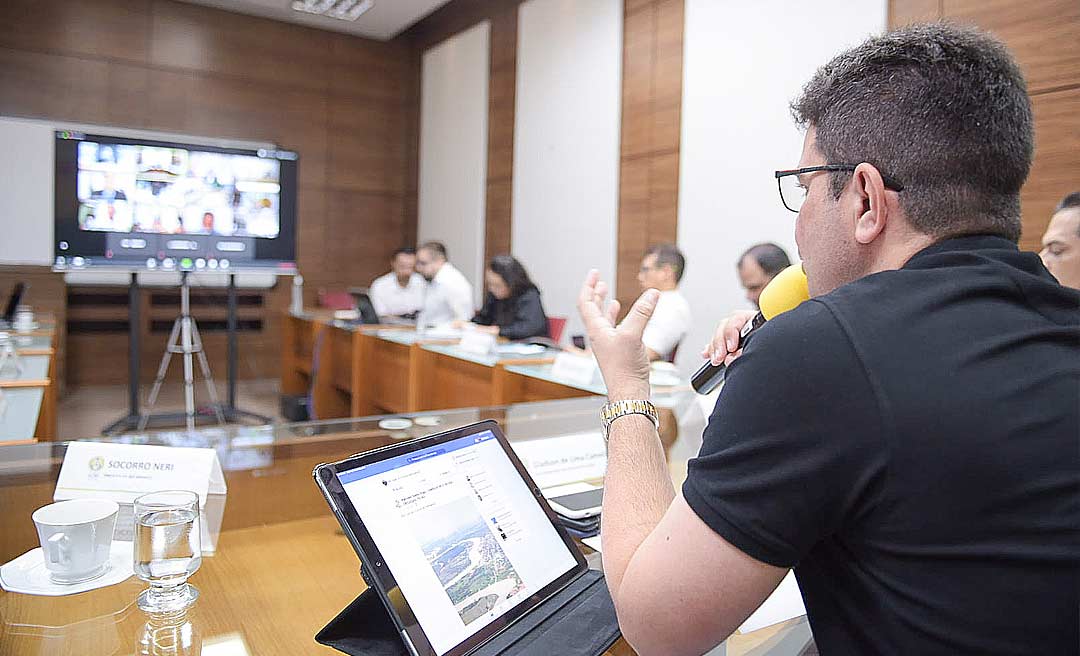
[{"xmin": 316, "ymin": 568, "xmax": 620, "ymax": 656}]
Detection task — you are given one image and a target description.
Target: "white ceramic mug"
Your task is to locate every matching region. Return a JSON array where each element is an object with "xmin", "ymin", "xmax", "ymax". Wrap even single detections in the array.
[
  {"xmin": 32, "ymin": 499, "xmax": 119, "ymax": 583},
  {"xmin": 13, "ymin": 306, "xmax": 34, "ymax": 332}
]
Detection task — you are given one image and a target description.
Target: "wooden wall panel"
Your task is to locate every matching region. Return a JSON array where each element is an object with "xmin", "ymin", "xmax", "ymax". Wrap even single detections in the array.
[
  {"xmin": 943, "ymin": 0, "xmax": 1080, "ymax": 95},
  {"xmin": 888, "ymin": 0, "xmax": 942, "ymax": 27},
  {"xmin": 0, "ymin": 0, "xmax": 151, "ymax": 63},
  {"xmin": 149, "ymin": 1, "xmax": 331, "ymax": 93},
  {"xmin": 1021, "ymin": 88, "xmax": 1080, "ymax": 252},
  {"xmin": 0, "ymin": 0, "xmax": 416, "ymax": 387},
  {"xmin": 891, "ymin": 0, "xmax": 1080, "ymax": 251},
  {"xmin": 616, "ymin": 0, "xmax": 685, "ymax": 314}
]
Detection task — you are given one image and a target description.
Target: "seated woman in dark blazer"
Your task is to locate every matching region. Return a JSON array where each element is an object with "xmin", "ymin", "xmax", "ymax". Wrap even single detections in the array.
[{"xmin": 470, "ymin": 255, "xmax": 548, "ymax": 340}]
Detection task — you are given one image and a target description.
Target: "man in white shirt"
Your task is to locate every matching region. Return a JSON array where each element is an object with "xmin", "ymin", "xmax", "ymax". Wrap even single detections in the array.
[
  {"xmin": 415, "ymin": 241, "xmax": 475, "ymax": 326},
  {"xmin": 638, "ymin": 243, "xmax": 692, "ymax": 362},
  {"xmin": 369, "ymin": 247, "xmax": 425, "ymax": 318}
]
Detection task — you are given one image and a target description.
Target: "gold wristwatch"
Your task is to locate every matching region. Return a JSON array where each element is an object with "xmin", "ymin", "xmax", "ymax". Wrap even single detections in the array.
[{"xmin": 599, "ymin": 399, "xmax": 659, "ymax": 440}]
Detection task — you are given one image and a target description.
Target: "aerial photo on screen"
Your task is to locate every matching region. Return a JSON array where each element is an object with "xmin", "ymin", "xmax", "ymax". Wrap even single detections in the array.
[{"xmin": 409, "ymin": 497, "xmax": 525, "ymax": 626}]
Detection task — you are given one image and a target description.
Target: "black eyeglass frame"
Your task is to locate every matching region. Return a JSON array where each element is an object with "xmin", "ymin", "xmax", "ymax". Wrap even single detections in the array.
[{"xmin": 774, "ymin": 164, "xmax": 905, "ymax": 213}]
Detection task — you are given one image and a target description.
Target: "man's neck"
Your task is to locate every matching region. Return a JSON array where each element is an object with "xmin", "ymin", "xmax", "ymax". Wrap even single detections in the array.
[
  {"xmin": 395, "ymin": 274, "xmax": 411, "ymax": 287},
  {"xmin": 654, "ymin": 281, "xmax": 678, "ymax": 292}
]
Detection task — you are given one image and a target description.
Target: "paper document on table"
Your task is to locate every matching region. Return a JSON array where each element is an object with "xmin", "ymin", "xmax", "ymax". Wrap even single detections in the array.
[
  {"xmin": 581, "ymin": 536, "xmax": 602, "ymax": 552},
  {"xmin": 510, "ymin": 431, "xmax": 607, "ymax": 489},
  {"xmin": 737, "ymin": 570, "xmax": 806, "ymax": 633}
]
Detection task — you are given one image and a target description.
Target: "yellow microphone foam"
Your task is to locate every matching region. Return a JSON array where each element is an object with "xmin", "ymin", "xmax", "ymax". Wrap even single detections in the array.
[{"xmin": 758, "ymin": 264, "xmax": 810, "ymax": 321}]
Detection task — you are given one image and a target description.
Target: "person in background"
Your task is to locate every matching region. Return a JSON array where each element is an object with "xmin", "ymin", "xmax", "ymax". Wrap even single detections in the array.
[
  {"xmin": 737, "ymin": 243, "xmax": 792, "ymax": 308},
  {"xmin": 637, "ymin": 243, "xmax": 691, "ymax": 362},
  {"xmin": 369, "ymin": 247, "xmax": 425, "ymax": 318},
  {"xmin": 1040, "ymin": 191, "xmax": 1080, "ymax": 290},
  {"xmin": 415, "ymin": 241, "xmax": 474, "ymax": 326},
  {"xmin": 470, "ymin": 255, "xmax": 548, "ymax": 340}
]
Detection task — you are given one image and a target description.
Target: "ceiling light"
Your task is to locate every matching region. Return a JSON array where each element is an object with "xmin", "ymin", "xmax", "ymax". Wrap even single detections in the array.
[{"xmin": 291, "ymin": 0, "xmax": 374, "ymax": 22}]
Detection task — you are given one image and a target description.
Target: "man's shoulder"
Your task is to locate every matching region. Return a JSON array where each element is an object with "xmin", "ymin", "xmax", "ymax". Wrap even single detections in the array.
[{"xmin": 370, "ymin": 272, "xmax": 394, "ymax": 288}]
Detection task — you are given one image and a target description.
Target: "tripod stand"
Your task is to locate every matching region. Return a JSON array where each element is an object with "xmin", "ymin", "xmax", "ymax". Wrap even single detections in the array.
[{"xmin": 139, "ymin": 271, "xmax": 225, "ymax": 432}]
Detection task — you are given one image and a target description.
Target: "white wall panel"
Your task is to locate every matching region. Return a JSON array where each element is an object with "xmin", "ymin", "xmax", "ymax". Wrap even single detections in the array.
[
  {"xmin": 512, "ymin": 0, "xmax": 622, "ymax": 342},
  {"xmin": 675, "ymin": 0, "xmax": 886, "ymax": 372},
  {"xmin": 418, "ymin": 21, "xmax": 491, "ymax": 308}
]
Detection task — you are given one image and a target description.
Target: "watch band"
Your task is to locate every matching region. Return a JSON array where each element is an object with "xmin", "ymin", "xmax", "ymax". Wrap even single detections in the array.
[{"xmin": 599, "ymin": 399, "xmax": 659, "ymax": 440}]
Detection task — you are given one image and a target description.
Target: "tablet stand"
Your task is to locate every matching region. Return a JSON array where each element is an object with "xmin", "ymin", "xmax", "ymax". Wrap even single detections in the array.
[{"xmin": 316, "ymin": 568, "xmax": 620, "ymax": 656}]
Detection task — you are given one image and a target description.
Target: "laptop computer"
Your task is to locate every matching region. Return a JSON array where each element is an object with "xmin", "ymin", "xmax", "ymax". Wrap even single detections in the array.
[{"xmin": 313, "ymin": 420, "xmax": 589, "ymax": 656}]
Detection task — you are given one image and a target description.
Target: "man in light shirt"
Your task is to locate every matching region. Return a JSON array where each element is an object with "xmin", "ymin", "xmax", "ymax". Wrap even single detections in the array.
[
  {"xmin": 369, "ymin": 247, "xmax": 425, "ymax": 318},
  {"xmin": 415, "ymin": 241, "xmax": 475, "ymax": 326},
  {"xmin": 638, "ymin": 243, "xmax": 691, "ymax": 362}
]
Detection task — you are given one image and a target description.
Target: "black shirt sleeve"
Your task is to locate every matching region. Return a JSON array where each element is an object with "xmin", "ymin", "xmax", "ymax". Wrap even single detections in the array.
[
  {"xmin": 682, "ymin": 299, "xmax": 888, "ymax": 568},
  {"xmin": 498, "ymin": 288, "xmax": 548, "ymax": 340}
]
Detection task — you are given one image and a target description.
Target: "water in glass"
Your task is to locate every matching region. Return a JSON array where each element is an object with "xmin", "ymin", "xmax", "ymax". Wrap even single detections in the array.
[{"xmin": 134, "ymin": 507, "xmax": 201, "ymax": 586}]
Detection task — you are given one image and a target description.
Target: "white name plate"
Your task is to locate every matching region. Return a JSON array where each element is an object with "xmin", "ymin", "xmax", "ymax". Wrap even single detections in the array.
[
  {"xmin": 550, "ymin": 351, "xmax": 600, "ymax": 388},
  {"xmin": 458, "ymin": 330, "xmax": 497, "ymax": 356},
  {"xmin": 55, "ymin": 442, "xmax": 227, "ymax": 554}
]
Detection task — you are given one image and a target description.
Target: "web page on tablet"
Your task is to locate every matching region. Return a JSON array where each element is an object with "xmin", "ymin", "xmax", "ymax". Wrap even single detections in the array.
[{"xmin": 337, "ymin": 430, "xmax": 579, "ymax": 656}]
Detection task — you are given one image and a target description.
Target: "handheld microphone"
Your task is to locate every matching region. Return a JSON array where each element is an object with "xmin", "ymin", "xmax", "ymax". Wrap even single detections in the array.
[{"xmin": 691, "ymin": 264, "xmax": 810, "ymax": 394}]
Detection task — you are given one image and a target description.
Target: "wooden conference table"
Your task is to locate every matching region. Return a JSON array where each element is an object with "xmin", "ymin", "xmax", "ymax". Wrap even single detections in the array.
[
  {"xmin": 0, "ymin": 318, "xmax": 58, "ymax": 443},
  {"xmin": 282, "ymin": 313, "xmax": 650, "ymax": 420},
  {"xmin": 0, "ymin": 394, "xmax": 811, "ymax": 655}
]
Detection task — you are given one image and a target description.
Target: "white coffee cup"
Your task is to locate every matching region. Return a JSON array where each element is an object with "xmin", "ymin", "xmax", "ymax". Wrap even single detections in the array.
[
  {"xmin": 13, "ymin": 308, "xmax": 34, "ymax": 333},
  {"xmin": 32, "ymin": 499, "xmax": 119, "ymax": 583}
]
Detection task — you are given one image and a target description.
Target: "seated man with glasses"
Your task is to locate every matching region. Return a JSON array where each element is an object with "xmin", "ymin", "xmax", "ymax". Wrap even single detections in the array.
[
  {"xmin": 577, "ymin": 23, "xmax": 1079, "ymax": 656},
  {"xmin": 636, "ymin": 243, "xmax": 691, "ymax": 362}
]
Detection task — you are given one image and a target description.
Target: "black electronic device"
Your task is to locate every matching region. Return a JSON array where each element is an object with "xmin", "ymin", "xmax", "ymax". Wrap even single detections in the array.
[
  {"xmin": 547, "ymin": 488, "xmax": 603, "ymax": 520},
  {"xmin": 2, "ymin": 282, "xmax": 27, "ymax": 325},
  {"xmin": 53, "ymin": 131, "xmax": 298, "ymax": 272},
  {"xmin": 349, "ymin": 289, "xmax": 383, "ymax": 325},
  {"xmin": 313, "ymin": 420, "xmax": 590, "ymax": 656}
]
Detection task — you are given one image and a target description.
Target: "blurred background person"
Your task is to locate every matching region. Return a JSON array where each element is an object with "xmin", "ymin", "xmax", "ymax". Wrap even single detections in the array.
[
  {"xmin": 370, "ymin": 247, "xmax": 425, "ymax": 318},
  {"xmin": 737, "ymin": 242, "xmax": 792, "ymax": 308},
  {"xmin": 638, "ymin": 243, "xmax": 691, "ymax": 362},
  {"xmin": 415, "ymin": 241, "xmax": 474, "ymax": 326},
  {"xmin": 1040, "ymin": 192, "xmax": 1080, "ymax": 290},
  {"xmin": 470, "ymin": 255, "xmax": 548, "ymax": 340}
]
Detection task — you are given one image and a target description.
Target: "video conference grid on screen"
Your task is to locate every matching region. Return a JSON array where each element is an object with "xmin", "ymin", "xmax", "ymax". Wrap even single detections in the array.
[
  {"xmin": 53, "ymin": 132, "xmax": 298, "ymax": 271},
  {"xmin": 338, "ymin": 431, "xmax": 578, "ymax": 656}
]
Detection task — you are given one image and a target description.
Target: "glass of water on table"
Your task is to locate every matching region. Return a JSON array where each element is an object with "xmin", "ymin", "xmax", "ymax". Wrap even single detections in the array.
[{"xmin": 133, "ymin": 490, "xmax": 202, "ymax": 612}]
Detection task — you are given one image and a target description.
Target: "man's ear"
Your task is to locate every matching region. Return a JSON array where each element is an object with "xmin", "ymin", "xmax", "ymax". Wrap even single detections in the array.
[{"xmin": 851, "ymin": 163, "xmax": 889, "ymax": 245}]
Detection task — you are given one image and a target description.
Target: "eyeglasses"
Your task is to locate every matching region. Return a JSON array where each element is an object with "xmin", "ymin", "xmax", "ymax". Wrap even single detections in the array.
[{"xmin": 775, "ymin": 165, "xmax": 905, "ymax": 213}]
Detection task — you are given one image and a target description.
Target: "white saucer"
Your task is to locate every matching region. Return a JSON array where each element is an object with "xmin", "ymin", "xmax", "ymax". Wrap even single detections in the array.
[
  {"xmin": 0, "ymin": 541, "xmax": 134, "ymax": 596},
  {"xmin": 413, "ymin": 416, "xmax": 441, "ymax": 427},
  {"xmin": 378, "ymin": 418, "xmax": 412, "ymax": 431}
]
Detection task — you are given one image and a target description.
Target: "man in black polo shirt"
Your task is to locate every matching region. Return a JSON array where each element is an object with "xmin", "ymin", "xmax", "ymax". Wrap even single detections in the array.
[{"xmin": 577, "ymin": 24, "xmax": 1079, "ymax": 655}]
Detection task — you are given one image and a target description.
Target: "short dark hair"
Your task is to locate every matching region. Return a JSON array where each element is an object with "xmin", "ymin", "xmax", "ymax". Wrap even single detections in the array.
[
  {"xmin": 487, "ymin": 254, "xmax": 537, "ymax": 298},
  {"xmin": 418, "ymin": 241, "xmax": 447, "ymax": 260},
  {"xmin": 791, "ymin": 23, "xmax": 1033, "ymax": 243},
  {"xmin": 739, "ymin": 243, "xmax": 791, "ymax": 277},
  {"xmin": 645, "ymin": 243, "xmax": 686, "ymax": 282},
  {"xmin": 1055, "ymin": 192, "xmax": 1080, "ymax": 238},
  {"xmin": 392, "ymin": 246, "xmax": 416, "ymax": 259},
  {"xmin": 1054, "ymin": 192, "xmax": 1080, "ymax": 214}
]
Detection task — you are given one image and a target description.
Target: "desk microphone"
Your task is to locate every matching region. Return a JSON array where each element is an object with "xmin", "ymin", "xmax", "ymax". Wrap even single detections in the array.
[{"xmin": 691, "ymin": 264, "xmax": 810, "ymax": 394}]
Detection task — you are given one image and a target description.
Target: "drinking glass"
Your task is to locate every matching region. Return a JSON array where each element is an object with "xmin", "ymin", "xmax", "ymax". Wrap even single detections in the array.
[{"xmin": 133, "ymin": 490, "xmax": 201, "ymax": 612}]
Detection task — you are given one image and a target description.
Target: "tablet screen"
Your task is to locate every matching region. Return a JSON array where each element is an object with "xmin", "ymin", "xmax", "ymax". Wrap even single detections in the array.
[{"xmin": 336, "ymin": 429, "xmax": 580, "ymax": 656}]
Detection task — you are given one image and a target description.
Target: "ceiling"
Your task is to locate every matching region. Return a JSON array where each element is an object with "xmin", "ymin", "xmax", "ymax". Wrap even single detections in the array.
[{"xmin": 176, "ymin": 0, "xmax": 453, "ymax": 40}]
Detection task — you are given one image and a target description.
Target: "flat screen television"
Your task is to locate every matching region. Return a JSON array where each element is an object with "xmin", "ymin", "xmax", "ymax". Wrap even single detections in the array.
[{"xmin": 53, "ymin": 131, "xmax": 298, "ymax": 273}]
